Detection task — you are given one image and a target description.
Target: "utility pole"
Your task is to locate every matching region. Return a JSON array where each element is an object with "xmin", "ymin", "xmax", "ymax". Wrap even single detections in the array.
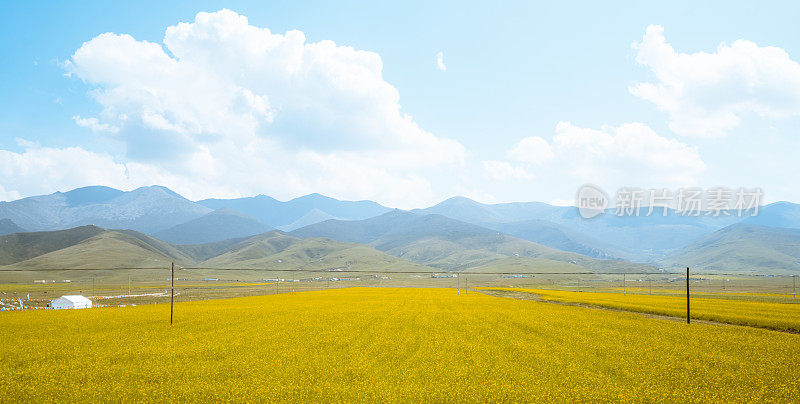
[
  {"xmin": 128, "ymin": 275, "xmax": 131, "ymax": 296},
  {"xmin": 92, "ymin": 276, "xmax": 95, "ymax": 298},
  {"xmin": 794, "ymin": 275, "xmax": 796, "ymax": 299},
  {"xmin": 623, "ymin": 273, "xmax": 626, "ymax": 295},
  {"xmin": 686, "ymin": 267, "xmax": 690, "ymax": 324},
  {"xmin": 465, "ymin": 274, "xmax": 468, "ymax": 295},
  {"xmin": 170, "ymin": 262, "xmax": 174, "ymax": 325}
]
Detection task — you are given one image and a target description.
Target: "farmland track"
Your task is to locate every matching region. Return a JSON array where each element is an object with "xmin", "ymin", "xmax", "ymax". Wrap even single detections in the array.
[{"xmin": 477, "ymin": 288, "xmax": 800, "ymax": 334}]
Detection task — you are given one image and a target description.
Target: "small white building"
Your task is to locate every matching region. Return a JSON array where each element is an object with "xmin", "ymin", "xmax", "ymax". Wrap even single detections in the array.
[{"xmin": 52, "ymin": 295, "xmax": 92, "ymax": 310}]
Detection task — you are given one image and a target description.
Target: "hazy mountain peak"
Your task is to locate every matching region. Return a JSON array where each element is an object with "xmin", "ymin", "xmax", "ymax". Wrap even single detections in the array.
[
  {"xmin": 293, "ymin": 192, "xmax": 330, "ymax": 201},
  {"xmin": 437, "ymin": 196, "xmax": 483, "ymax": 206},
  {"xmin": 129, "ymin": 185, "xmax": 186, "ymax": 199},
  {"xmin": 743, "ymin": 200, "xmax": 800, "ymax": 229},
  {"xmin": 63, "ymin": 186, "xmax": 124, "ymax": 206},
  {"xmin": 153, "ymin": 207, "xmax": 271, "ymax": 244},
  {"xmin": 198, "ymin": 192, "xmax": 391, "ymax": 227},
  {"xmin": 278, "ymin": 208, "xmax": 341, "ymax": 231},
  {"xmin": 0, "ymin": 218, "xmax": 26, "ymax": 236}
]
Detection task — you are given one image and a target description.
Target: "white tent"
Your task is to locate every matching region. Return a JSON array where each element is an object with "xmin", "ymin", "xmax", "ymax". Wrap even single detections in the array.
[{"xmin": 52, "ymin": 295, "xmax": 92, "ymax": 310}]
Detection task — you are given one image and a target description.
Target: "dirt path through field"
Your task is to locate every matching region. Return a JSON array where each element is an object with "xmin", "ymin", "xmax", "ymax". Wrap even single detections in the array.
[{"xmin": 476, "ymin": 288, "xmax": 800, "ymax": 334}]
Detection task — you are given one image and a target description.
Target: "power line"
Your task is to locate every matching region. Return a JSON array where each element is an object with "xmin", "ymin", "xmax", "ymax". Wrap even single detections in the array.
[{"xmin": 0, "ymin": 266, "xmax": 791, "ymax": 277}]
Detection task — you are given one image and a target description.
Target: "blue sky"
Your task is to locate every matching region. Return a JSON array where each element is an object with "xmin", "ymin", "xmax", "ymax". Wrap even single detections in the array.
[{"xmin": 1, "ymin": 1, "xmax": 799, "ymax": 208}]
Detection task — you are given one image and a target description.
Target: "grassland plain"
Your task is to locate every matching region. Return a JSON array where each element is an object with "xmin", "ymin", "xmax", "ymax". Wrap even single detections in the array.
[
  {"xmin": 1, "ymin": 288, "xmax": 799, "ymax": 402},
  {"xmin": 483, "ymin": 288, "xmax": 800, "ymax": 332}
]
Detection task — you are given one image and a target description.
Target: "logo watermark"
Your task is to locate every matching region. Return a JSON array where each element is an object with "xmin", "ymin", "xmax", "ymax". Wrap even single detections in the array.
[
  {"xmin": 575, "ymin": 186, "xmax": 763, "ymax": 219},
  {"xmin": 576, "ymin": 184, "xmax": 609, "ymax": 219}
]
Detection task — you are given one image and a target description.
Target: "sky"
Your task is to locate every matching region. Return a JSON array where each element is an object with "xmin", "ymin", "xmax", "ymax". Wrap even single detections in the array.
[{"xmin": 1, "ymin": 1, "xmax": 799, "ymax": 209}]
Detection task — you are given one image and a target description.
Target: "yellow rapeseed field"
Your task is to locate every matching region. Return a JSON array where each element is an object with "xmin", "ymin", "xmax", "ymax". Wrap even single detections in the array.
[
  {"xmin": 484, "ymin": 287, "xmax": 800, "ymax": 332},
  {"xmin": 1, "ymin": 287, "xmax": 798, "ymax": 402}
]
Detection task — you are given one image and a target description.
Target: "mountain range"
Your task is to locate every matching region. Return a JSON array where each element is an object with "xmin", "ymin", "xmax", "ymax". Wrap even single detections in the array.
[
  {"xmin": 0, "ymin": 216, "xmax": 651, "ymax": 275},
  {"xmin": 198, "ymin": 193, "xmax": 391, "ymax": 229},
  {"xmin": 0, "ymin": 186, "xmax": 210, "ymax": 233},
  {"xmin": 0, "ymin": 185, "xmax": 799, "ymax": 274},
  {"xmin": 658, "ymin": 224, "xmax": 800, "ymax": 274},
  {"xmin": 0, "ymin": 225, "xmax": 429, "ymax": 273},
  {"xmin": 290, "ymin": 210, "xmax": 654, "ymax": 272}
]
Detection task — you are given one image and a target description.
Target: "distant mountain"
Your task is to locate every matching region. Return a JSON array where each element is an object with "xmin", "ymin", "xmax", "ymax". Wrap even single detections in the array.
[
  {"xmin": 6, "ymin": 187, "xmax": 800, "ymax": 274},
  {"xmin": 414, "ymin": 196, "xmax": 562, "ymax": 224},
  {"xmin": 0, "ymin": 225, "xmax": 105, "ymax": 265},
  {"xmin": 154, "ymin": 208, "xmax": 272, "ymax": 244},
  {"xmin": 291, "ymin": 210, "xmax": 655, "ymax": 273},
  {"xmin": 659, "ymin": 224, "xmax": 800, "ymax": 274},
  {"xmin": 0, "ymin": 225, "xmax": 433, "ymax": 273},
  {"xmin": 483, "ymin": 219, "xmax": 629, "ymax": 260},
  {"xmin": 198, "ymin": 193, "xmax": 391, "ymax": 228},
  {"xmin": 63, "ymin": 185, "xmax": 124, "ymax": 206},
  {"xmin": 276, "ymin": 208, "xmax": 341, "ymax": 232},
  {"xmin": 416, "ymin": 196, "xmax": 745, "ymax": 262},
  {"xmin": 742, "ymin": 202, "xmax": 800, "ymax": 229},
  {"xmin": 0, "ymin": 218, "xmax": 26, "ymax": 236},
  {"xmin": 201, "ymin": 231, "xmax": 432, "ymax": 272},
  {"xmin": 174, "ymin": 237, "xmax": 252, "ymax": 262},
  {"xmin": 546, "ymin": 207, "xmax": 744, "ymax": 262},
  {"xmin": 0, "ymin": 185, "xmax": 211, "ymax": 233},
  {"xmin": 0, "ymin": 226, "xmax": 193, "ymax": 269}
]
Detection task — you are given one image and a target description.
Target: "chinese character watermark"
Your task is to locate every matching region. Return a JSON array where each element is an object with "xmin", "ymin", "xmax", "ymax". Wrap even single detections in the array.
[{"xmin": 575, "ymin": 186, "xmax": 763, "ymax": 219}]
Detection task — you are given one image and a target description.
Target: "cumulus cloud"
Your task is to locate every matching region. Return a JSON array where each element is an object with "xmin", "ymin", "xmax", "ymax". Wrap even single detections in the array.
[
  {"xmin": 631, "ymin": 25, "xmax": 800, "ymax": 137},
  {"xmin": 497, "ymin": 122, "xmax": 705, "ymax": 189},
  {"xmin": 52, "ymin": 9, "xmax": 465, "ymax": 208},
  {"xmin": 507, "ymin": 136, "xmax": 554, "ymax": 164},
  {"xmin": 436, "ymin": 51, "xmax": 446, "ymax": 72},
  {"xmin": 551, "ymin": 121, "xmax": 705, "ymax": 185},
  {"xmin": 482, "ymin": 160, "xmax": 533, "ymax": 180},
  {"xmin": 0, "ymin": 146, "xmax": 132, "ymax": 200}
]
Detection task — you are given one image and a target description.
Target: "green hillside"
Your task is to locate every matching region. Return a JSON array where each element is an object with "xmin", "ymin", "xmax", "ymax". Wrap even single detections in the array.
[
  {"xmin": 200, "ymin": 231, "xmax": 302, "ymax": 266},
  {"xmin": 292, "ymin": 211, "xmax": 656, "ymax": 273},
  {"xmin": 4, "ymin": 230, "xmax": 195, "ymax": 270},
  {"xmin": 660, "ymin": 225, "xmax": 800, "ymax": 274},
  {"xmin": 0, "ymin": 226, "xmax": 435, "ymax": 274},
  {"xmin": 201, "ymin": 232, "xmax": 434, "ymax": 272},
  {"xmin": 0, "ymin": 225, "xmax": 106, "ymax": 265},
  {"xmin": 153, "ymin": 208, "xmax": 271, "ymax": 244},
  {"xmin": 175, "ymin": 237, "xmax": 251, "ymax": 261},
  {"xmin": 0, "ymin": 219, "xmax": 26, "ymax": 236},
  {"xmin": 0, "ymin": 215, "xmax": 657, "ymax": 276}
]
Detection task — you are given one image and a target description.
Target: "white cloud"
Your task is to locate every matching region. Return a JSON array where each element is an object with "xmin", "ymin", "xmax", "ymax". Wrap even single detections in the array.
[
  {"xmin": 55, "ymin": 9, "xmax": 466, "ymax": 208},
  {"xmin": 631, "ymin": 25, "xmax": 800, "ymax": 137},
  {"xmin": 551, "ymin": 121, "xmax": 705, "ymax": 185},
  {"xmin": 436, "ymin": 51, "xmax": 446, "ymax": 72},
  {"xmin": 0, "ymin": 146, "xmax": 132, "ymax": 200},
  {"xmin": 507, "ymin": 136, "xmax": 554, "ymax": 164},
  {"xmin": 72, "ymin": 115, "xmax": 119, "ymax": 133},
  {"xmin": 497, "ymin": 122, "xmax": 705, "ymax": 190},
  {"xmin": 482, "ymin": 160, "xmax": 534, "ymax": 181}
]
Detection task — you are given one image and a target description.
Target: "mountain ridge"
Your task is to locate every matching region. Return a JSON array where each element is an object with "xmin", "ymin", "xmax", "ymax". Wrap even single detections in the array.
[{"xmin": 290, "ymin": 210, "xmax": 656, "ymax": 273}]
